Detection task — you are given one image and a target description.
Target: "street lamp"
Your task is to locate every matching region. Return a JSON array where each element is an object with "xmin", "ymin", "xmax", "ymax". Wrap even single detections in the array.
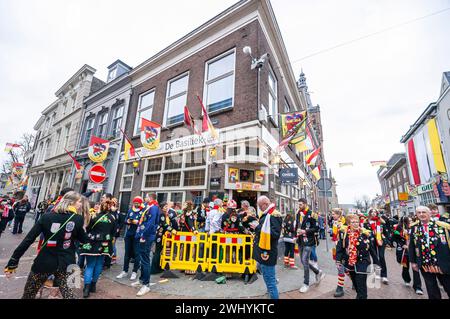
[{"xmin": 132, "ymin": 160, "xmax": 140, "ymax": 175}]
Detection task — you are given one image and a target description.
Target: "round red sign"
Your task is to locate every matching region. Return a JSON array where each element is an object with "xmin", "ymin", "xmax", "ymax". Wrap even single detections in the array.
[{"xmin": 89, "ymin": 164, "xmax": 107, "ymax": 184}]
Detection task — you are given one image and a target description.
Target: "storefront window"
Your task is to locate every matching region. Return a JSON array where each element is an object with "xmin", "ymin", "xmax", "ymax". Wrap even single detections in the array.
[
  {"xmin": 144, "ymin": 174, "xmax": 160, "ymax": 188},
  {"xmin": 163, "ymin": 172, "xmax": 181, "ymax": 187},
  {"xmin": 122, "ymin": 176, "xmax": 133, "ymax": 189},
  {"xmin": 185, "ymin": 149, "xmax": 206, "ymax": 167},
  {"xmin": 171, "ymin": 192, "xmax": 183, "ymax": 204},
  {"xmin": 165, "ymin": 154, "xmax": 182, "ymax": 170},
  {"xmin": 184, "ymin": 169, "xmax": 206, "ymax": 186},
  {"xmin": 147, "ymin": 157, "xmax": 162, "ymax": 172},
  {"xmin": 239, "ymin": 169, "xmax": 254, "ymax": 182}
]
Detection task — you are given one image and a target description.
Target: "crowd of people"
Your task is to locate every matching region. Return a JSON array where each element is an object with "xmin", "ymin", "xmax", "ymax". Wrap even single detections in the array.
[{"xmin": 2, "ymin": 189, "xmax": 450, "ymax": 300}]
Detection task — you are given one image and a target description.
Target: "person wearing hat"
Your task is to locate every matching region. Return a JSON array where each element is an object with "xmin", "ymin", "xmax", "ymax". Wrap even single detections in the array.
[{"xmin": 116, "ymin": 196, "xmax": 144, "ymax": 281}]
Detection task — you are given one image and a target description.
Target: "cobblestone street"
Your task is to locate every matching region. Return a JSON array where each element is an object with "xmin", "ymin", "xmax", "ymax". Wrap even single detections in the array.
[{"xmin": 0, "ymin": 215, "xmax": 429, "ymax": 299}]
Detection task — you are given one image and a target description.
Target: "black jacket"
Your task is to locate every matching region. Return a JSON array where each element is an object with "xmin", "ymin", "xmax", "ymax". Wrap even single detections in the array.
[
  {"xmin": 335, "ymin": 227, "xmax": 380, "ymax": 273},
  {"xmin": 13, "ymin": 201, "xmax": 31, "ymax": 218},
  {"xmin": 156, "ymin": 208, "xmax": 178, "ymax": 245},
  {"xmin": 295, "ymin": 209, "xmax": 318, "ymax": 247},
  {"xmin": 282, "ymin": 216, "xmax": 296, "ymax": 242},
  {"xmin": 7, "ymin": 211, "xmax": 87, "ymax": 273},
  {"xmin": 409, "ymin": 220, "xmax": 450, "ymax": 274},
  {"xmin": 80, "ymin": 211, "xmax": 117, "ymax": 257},
  {"xmin": 253, "ymin": 209, "xmax": 282, "ymax": 266}
]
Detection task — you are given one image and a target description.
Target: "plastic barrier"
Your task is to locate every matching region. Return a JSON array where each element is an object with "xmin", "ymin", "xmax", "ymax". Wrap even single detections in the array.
[
  {"xmin": 160, "ymin": 231, "xmax": 209, "ymax": 273},
  {"xmin": 207, "ymin": 233, "xmax": 257, "ymax": 275}
]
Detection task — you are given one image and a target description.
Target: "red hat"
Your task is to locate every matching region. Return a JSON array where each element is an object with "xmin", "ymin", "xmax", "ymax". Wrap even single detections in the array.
[
  {"xmin": 227, "ymin": 200, "xmax": 237, "ymax": 209},
  {"xmin": 132, "ymin": 196, "xmax": 143, "ymax": 205}
]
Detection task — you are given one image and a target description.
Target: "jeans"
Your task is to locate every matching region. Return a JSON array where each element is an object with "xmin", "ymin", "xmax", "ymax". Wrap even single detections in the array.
[
  {"xmin": 13, "ymin": 215, "xmax": 25, "ymax": 234},
  {"xmin": 84, "ymin": 255, "xmax": 104, "ymax": 285},
  {"xmin": 123, "ymin": 236, "xmax": 140, "ymax": 273},
  {"xmin": 138, "ymin": 239, "xmax": 154, "ymax": 285},
  {"xmin": 310, "ymin": 246, "xmax": 318, "ymax": 262},
  {"xmin": 260, "ymin": 264, "xmax": 279, "ymax": 299},
  {"xmin": 300, "ymin": 245, "xmax": 319, "ymax": 285}
]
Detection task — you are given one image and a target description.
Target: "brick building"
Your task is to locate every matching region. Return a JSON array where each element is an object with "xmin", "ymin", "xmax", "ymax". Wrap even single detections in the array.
[{"xmin": 114, "ymin": 0, "xmax": 316, "ymax": 212}]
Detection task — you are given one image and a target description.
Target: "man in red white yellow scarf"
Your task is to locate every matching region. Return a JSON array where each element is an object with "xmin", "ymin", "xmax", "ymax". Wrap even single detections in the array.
[{"xmin": 253, "ymin": 196, "xmax": 282, "ymax": 299}]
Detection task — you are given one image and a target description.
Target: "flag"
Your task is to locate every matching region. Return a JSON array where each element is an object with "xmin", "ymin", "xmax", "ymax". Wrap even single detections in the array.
[
  {"xmin": 120, "ymin": 128, "xmax": 136, "ymax": 161},
  {"xmin": 64, "ymin": 148, "xmax": 81, "ymax": 170},
  {"xmin": 197, "ymin": 95, "xmax": 218, "ymax": 140},
  {"xmin": 88, "ymin": 136, "xmax": 110, "ymax": 163},
  {"xmin": 370, "ymin": 161, "xmax": 387, "ymax": 167},
  {"xmin": 306, "ymin": 147, "xmax": 321, "ymax": 166},
  {"xmin": 281, "ymin": 111, "xmax": 307, "ymax": 142},
  {"xmin": 294, "ymin": 127, "xmax": 314, "ymax": 153},
  {"xmin": 4, "ymin": 143, "xmax": 21, "ymax": 152},
  {"xmin": 184, "ymin": 106, "xmax": 202, "ymax": 135},
  {"xmin": 311, "ymin": 165, "xmax": 321, "ymax": 180},
  {"xmin": 140, "ymin": 118, "xmax": 161, "ymax": 150},
  {"xmin": 277, "ymin": 118, "xmax": 306, "ymax": 153},
  {"xmin": 338, "ymin": 162, "xmax": 354, "ymax": 167},
  {"xmin": 12, "ymin": 163, "xmax": 24, "ymax": 177}
]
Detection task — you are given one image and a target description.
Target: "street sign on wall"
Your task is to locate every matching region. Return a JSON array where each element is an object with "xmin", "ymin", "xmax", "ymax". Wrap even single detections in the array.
[{"xmin": 89, "ymin": 164, "xmax": 107, "ymax": 184}]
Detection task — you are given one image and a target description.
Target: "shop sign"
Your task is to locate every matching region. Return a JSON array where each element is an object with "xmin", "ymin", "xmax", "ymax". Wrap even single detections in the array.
[
  {"xmin": 255, "ymin": 170, "xmax": 265, "ymax": 183},
  {"xmin": 210, "ymin": 177, "xmax": 221, "ymax": 189},
  {"xmin": 235, "ymin": 182, "xmax": 262, "ymax": 191},
  {"xmin": 279, "ymin": 168, "xmax": 298, "ymax": 184},
  {"xmin": 229, "ymin": 168, "xmax": 239, "ymax": 183},
  {"xmin": 140, "ymin": 134, "xmax": 216, "ymax": 157},
  {"xmin": 417, "ymin": 183, "xmax": 433, "ymax": 194},
  {"xmin": 398, "ymin": 192, "xmax": 409, "ymax": 201}
]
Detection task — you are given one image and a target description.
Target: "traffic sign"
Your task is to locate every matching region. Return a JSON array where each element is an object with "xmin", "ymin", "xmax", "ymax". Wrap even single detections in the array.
[
  {"xmin": 317, "ymin": 178, "xmax": 332, "ymax": 191},
  {"xmin": 89, "ymin": 164, "xmax": 107, "ymax": 184}
]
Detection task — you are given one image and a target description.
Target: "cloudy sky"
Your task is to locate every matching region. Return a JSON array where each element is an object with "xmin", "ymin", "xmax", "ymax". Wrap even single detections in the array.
[{"xmin": 1, "ymin": 0, "xmax": 449, "ymax": 203}]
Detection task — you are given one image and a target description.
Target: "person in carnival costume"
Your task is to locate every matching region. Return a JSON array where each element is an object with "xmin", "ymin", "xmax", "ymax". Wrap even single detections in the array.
[{"xmin": 330, "ymin": 208, "xmax": 347, "ymax": 297}]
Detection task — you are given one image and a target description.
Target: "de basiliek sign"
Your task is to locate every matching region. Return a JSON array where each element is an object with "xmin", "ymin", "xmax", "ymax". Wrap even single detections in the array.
[{"xmin": 279, "ymin": 168, "xmax": 298, "ymax": 184}]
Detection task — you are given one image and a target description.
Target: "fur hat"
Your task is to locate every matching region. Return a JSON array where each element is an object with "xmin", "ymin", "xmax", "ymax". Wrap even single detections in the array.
[{"xmin": 132, "ymin": 196, "xmax": 143, "ymax": 205}]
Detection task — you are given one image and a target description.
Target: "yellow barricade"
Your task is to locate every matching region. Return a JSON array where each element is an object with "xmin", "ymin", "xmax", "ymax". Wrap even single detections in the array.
[
  {"xmin": 160, "ymin": 231, "xmax": 209, "ymax": 272},
  {"xmin": 207, "ymin": 233, "xmax": 257, "ymax": 275}
]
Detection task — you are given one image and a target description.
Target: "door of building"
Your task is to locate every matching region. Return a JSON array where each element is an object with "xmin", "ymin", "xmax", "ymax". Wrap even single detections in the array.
[{"xmin": 232, "ymin": 190, "xmax": 257, "ymax": 209}]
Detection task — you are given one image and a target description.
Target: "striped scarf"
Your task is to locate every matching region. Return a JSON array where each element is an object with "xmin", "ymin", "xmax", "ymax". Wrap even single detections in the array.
[{"xmin": 348, "ymin": 229, "xmax": 360, "ymax": 266}]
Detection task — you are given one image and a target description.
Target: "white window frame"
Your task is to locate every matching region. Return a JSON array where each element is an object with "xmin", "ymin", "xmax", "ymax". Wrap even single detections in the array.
[
  {"xmin": 134, "ymin": 90, "xmax": 155, "ymax": 135},
  {"xmin": 164, "ymin": 72, "xmax": 189, "ymax": 127},
  {"xmin": 268, "ymin": 65, "xmax": 278, "ymax": 126},
  {"xmin": 97, "ymin": 112, "xmax": 109, "ymax": 138},
  {"xmin": 63, "ymin": 124, "xmax": 71, "ymax": 149},
  {"xmin": 111, "ymin": 105, "xmax": 124, "ymax": 138},
  {"xmin": 120, "ymin": 162, "xmax": 134, "ymax": 191},
  {"xmin": 203, "ymin": 48, "xmax": 236, "ymax": 114},
  {"xmin": 84, "ymin": 117, "xmax": 95, "ymax": 146},
  {"xmin": 54, "ymin": 129, "xmax": 62, "ymax": 156}
]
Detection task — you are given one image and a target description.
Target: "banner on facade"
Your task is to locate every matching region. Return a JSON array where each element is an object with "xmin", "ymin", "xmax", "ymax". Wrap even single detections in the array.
[
  {"xmin": 140, "ymin": 117, "xmax": 161, "ymax": 150},
  {"xmin": 88, "ymin": 136, "xmax": 110, "ymax": 163},
  {"xmin": 255, "ymin": 170, "xmax": 265, "ymax": 183},
  {"xmin": 279, "ymin": 168, "xmax": 298, "ymax": 184},
  {"xmin": 398, "ymin": 192, "xmax": 409, "ymax": 201},
  {"xmin": 432, "ymin": 172, "xmax": 450, "ymax": 203},
  {"xmin": 228, "ymin": 168, "xmax": 239, "ymax": 183}
]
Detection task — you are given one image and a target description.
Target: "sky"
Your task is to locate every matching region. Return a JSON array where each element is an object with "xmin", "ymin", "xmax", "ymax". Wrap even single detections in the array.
[{"xmin": 0, "ymin": 0, "xmax": 449, "ymax": 204}]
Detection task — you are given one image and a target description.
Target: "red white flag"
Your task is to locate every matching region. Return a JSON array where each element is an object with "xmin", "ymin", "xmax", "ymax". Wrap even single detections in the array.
[
  {"xmin": 197, "ymin": 95, "xmax": 218, "ymax": 140},
  {"xmin": 184, "ymin": 106, "xmax": 202, "ymax": 135},
  {"xmin": 64, "ymin": 148, "xmax": 81, "ymax": 170}
]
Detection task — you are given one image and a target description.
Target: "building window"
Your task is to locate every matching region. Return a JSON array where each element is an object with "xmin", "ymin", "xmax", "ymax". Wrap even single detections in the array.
[
  {"xmin": 83, "ymin": 117, "xmax": 95, "ymax": 146},
  {"xmin": 135, "ymin": 91, "xmax": 155, "ymax": 135},
  {"xmin": 284, "ymin": 99, "xmax": 290, "ymax": 113},
  {"xmin": 171, "ymin": 192, "xmax": 183, "ymax": 203},
  {"xmin": 165, "ymin": 74, "xmax": 188, "ymax": 126},
  {"xmin": 62, "ymin": 101, "xmax": 68, "ymax": 117},
  {"xmin": 111, "ymin": 106, "xmax": 124, "ymax": 138},
  {"xmin": 185, "ymin": 149, "xmax": 206, "ymax": 168},
  {"xmin": 37, "ymin": 142, "xmax": 44, "ymax": 165},
  {"xmin": 204, "ymin": 50, "xmax": 235, "ymax": 113},
  {"xmin": 268, "ymin": 67, "xmax": 278, "ymax": 125},
  {"xmin": 184, "ymin": 169, "xmax": 205, "ymax": 186},
  {"xmin": 144, "ymin": 174, "xmax": 160, "ymax": 188},
  {"xmin": 107, "ymin": 67, "xmax": 117, "ymax": 82},
  {"xmin": 97, "ymin": 112, "xmax": 108, "ymax": 138},
  {"xmin": 164, "ymin": 154, "xmax": 182, "ymax": 170},
  {"xmin": 54, "ymin": 129, "xmax": 62, "ymax": 156},
  {"xmin": 403, "ymin": 168, "xmax": 407, "ymax": 179},
  {"xmin": 146, "ymin": 157, "xmax": 163, "ymax": 172},
  {"xmin": 228, "ymin": 146, "xmax": 240, "ymax": 156},
  {"xmin": 239, "ymin": 169, "xmax": 254, "ymax": 182},
  {"xmin": 71, "ymin": 93, "xmax": 77, "ymax": 110},
  {"xmin": 44, "ymin": 139, "xmax": 51, "ymax": 160},
  {"xmin": 163, "ymin": 172, "xmax": 181, "ymax": 187},
  {"xmin": 245, "ymin": 140, "xmax": 259, "ymax": 156},
  {"xmin": 63, "ymin": 124, "xmax": 71, "ymax": 149},
  {"xmin": 121, "ymin": 163, "xmax": 134, "ymax": 191}
]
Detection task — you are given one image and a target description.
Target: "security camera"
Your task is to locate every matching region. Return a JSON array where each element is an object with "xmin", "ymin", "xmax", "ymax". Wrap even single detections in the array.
[{"xmin": 260, "ymin": 53, "xmax": 270, "ymax": 61}]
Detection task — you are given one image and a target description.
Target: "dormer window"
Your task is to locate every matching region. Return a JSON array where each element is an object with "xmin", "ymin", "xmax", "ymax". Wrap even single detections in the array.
[{"xmin": 107, "ymin": 67, "xmax": 117, "ymax": 82}]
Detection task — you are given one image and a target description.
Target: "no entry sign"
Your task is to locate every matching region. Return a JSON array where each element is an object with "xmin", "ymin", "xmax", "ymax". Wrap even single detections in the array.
[{"xmin": 89, "ymin": 164, "xmax": 107, "ymax": 184}]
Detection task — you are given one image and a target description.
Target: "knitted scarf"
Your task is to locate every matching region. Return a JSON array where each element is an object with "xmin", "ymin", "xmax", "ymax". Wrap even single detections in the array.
[
  {"xmin": 369, "ymin": 217, "xmax": 383, "ymax": 246},
  {"xmin": 348, "ymin": 229, "xmax": 360, "ymax": 266},
  {"xmin": 258, "ymin": 203, "xmax": 276, "ymax": 250}
]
